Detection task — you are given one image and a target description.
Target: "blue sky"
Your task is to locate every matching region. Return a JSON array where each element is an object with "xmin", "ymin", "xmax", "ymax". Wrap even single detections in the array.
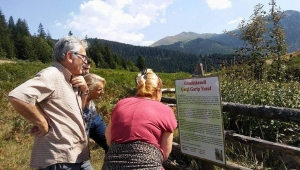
[{"xmin": 0, "ymin": 0, "xmax": 299, "ymax": 46}]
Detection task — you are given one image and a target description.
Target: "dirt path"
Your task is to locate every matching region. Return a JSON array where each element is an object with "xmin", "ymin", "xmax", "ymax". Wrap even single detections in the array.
[{"xmin": 0, "ymin": 60, "xmax": 15, "ymax": 64}]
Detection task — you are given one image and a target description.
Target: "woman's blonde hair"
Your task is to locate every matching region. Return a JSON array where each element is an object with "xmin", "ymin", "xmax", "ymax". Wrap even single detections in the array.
[
  {"xmin": 84, "ymin": 73, "xmax": 106, "ymax": 90},
  {"xmin": 135, "ymin": 68, "xmax": 162, "ymax": 98}
]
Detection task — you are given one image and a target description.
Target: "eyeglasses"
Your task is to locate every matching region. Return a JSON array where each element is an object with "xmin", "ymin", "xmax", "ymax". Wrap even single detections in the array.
[{"xmin": 72, "ymin": 52, "xmax": 89, "ymax": 62}]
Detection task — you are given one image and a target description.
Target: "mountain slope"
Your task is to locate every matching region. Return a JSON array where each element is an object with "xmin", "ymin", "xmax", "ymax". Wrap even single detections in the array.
[
  {"xmin": 281, "ymin": 10, "xmax": 300, "ymax": 52},
  {"xmin": 151, "ymin": 10, "xmax": 300, "ymax": 53},
  {"xmin": 155, "ymin": 38, "xmax": 234, "ymax": 55},
  {"xmin": 150, "ymin": 32, "xmax": 218, "ymax": 47},
  {"xmin": 210, "ymin": 10, "xmax": 300, "ymax": 51}
]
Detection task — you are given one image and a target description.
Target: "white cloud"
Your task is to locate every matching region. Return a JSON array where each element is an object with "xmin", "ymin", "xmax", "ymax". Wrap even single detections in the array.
[
  {"xmin": 140, "ymin": 40, "xmax": 154, "ymax": 46},
  {"xmin": 206, "ymin": 0, "xmax": 232, "ymax": 10},
  {"xmin": 160, "ymin": 18, "xmax": 167, "ymax": 23},
  {"xmin": 65, "ymin": 0, "xmax": 174, "ymax": 45},
  {"xmin": 228, "ymin": 17, "xmax": 243, "ymax": 24},
  {"xmin": 55, "ymin": 21, "xmax": 62, "ymax": 27}
]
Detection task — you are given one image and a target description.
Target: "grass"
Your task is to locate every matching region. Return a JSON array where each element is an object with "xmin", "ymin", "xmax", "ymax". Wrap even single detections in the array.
[
  {"xmin": 219, "ymin": 63, "xmax": 300, "ymax": 169},
  {"xmin": 2, "ymin": 59, "xmax": 300, "ymax": 169},
  {"xmin": 0, "ymin": 61, "xmax": 189, "ymax": 170}
]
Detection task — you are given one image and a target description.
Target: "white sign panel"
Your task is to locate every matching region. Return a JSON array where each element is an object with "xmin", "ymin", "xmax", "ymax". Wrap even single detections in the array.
[{"xmin": 175, "ymin": 76, "xmax": 225, "ymax": 165}]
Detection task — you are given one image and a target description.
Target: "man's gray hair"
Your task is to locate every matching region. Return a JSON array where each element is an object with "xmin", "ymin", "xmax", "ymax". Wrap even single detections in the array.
[{"xmin": 52, "ymin": 36, "xmax": 89, "ymax": 62}]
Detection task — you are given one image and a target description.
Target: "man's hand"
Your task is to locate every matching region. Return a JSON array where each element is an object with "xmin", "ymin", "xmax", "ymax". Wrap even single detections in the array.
[
  {"xmin": 8, "ymin": 97, "xmax": 50, "ymax": 136},
  {"xmin": 71, "ymin": 75, "xmax": 88, "ymax": 93},
  {"xmin": 30, "ymin": 122, "xmax": 49, "ymax": 137}
]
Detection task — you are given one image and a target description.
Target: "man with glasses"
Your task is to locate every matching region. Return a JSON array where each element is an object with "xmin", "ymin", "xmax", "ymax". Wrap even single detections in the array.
[{"xmin": 8, "ymin": 36, "xmax": 93, "ymax": 170}]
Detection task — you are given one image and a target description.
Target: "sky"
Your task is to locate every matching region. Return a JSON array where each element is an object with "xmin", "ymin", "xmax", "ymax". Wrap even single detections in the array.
[{"xmin": 0, "ymin": 0, "xmax": 299, "ymax": 46}]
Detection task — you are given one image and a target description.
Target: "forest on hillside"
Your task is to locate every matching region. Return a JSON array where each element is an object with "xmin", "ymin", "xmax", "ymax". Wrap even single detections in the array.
[
  {"xmin": 0, "ymin": 9, "xmax": 237, "ymax": 74},
  {"xmin": 0, "ymin": 9, "xmax": 140, "ymax": 72}
]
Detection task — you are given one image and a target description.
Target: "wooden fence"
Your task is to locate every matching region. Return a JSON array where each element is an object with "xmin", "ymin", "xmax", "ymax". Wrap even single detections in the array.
[{"xmin": 160, "ymin": 88, "xmax": 300, "ymax": 170}]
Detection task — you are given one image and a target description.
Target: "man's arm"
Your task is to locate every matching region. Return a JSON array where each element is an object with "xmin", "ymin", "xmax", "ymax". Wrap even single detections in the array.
[{"xmin": 8, "ymin": 96, "xmax": 49, "ymax": 136}]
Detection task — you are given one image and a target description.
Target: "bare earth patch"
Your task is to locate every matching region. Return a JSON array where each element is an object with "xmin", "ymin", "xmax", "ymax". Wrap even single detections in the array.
[{"xmin": 0, "ymin": 60, "xmax": 15, "ymax": 64}]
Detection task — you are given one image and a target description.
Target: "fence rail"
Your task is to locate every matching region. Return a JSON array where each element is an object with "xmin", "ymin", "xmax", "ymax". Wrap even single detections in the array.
[
  {"xmin": 163, "ymin": 142, "xmax": 252, "ymax": 170},
  {"xmin": 160, "ymin": 88, "xmax": 300, "ymax": 170}
]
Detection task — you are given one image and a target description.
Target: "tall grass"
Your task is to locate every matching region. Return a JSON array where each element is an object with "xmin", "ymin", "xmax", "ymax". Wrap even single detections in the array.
[{"xmin": 220, "ymin": 65, "xmax": 300, "ymax": 169}]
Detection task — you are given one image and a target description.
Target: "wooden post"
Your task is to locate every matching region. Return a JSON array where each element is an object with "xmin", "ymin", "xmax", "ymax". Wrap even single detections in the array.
[
  {"xmin": 194, "ymin": 63, "xmax": 205, "ymax": 76},
  {"xmin": 189, "ymin": 63, "xmax": 214, "ymax": 169}
]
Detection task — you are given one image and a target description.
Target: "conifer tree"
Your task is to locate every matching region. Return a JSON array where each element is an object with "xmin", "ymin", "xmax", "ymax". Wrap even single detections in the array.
[
  {"xmin": 37, "ymin": 23, "xmax": 46, "ymax": 38},
  {"xmin": 14, "ymin": 35, "xmax": 35, "ymax": 60},
  {"xmin": 14, "ymin": 19, "xmax": 34, "ymax": 60},
  {"xmin": 46, "ymin": 30, "xmax": 55, "ymax": 49},
  {"xmin": 87, "ymin": 39, "xmax": 107, "ymax": 68},
  {"xmin": 32, "ymin": 36, "xmax": 53, "ymax": 63},
  {"xmin": 136, "ymin": 55, "xmax": 146, "ymax": 71},
  {"xmin": 6, "ymin": 16, "xmax": 17, "ymax": 59},
  {"xmin": 15, "ymin": 18, "xmax": 30, "ymax": 37},
  {"xmin": 120, "ymin": 57, "xmax": 127, "ymax": 69},
  {"xmin": 0, "ymin": 11, "xmax": 15, "ymax": 58},
  {"xmin": 103, "ymin": 43, "xmax": 116, "ymax": 69},
  {"xmin": 127, "ymin": 60, "xmax": 139, "ymax": 72},
  {"xmin": 0, "ymin": 10, "xmax": 8, "ymax": 57},
  {"xmin": 8, "ymin": 16, "xmax": 15, "ymax": 35}
]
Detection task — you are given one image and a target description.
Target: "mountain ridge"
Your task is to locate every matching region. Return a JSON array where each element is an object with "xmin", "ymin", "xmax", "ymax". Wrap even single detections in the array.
[
  {"xmin": 149, "ymin": 32, "xmax": 219, "ymax": 47},
  {"xmin": 150, "ymin": 10, "xmax": 300, "ymax": 54}
]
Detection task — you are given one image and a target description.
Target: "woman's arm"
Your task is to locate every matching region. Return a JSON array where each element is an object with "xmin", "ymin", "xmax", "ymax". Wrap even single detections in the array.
[
  {"xmin": 105, "ymin": 118, "xmax": 112, "ymax": 146},
  {"xmin": 160, "ymin": 131, "xmax": 173, "ymax": 162}
]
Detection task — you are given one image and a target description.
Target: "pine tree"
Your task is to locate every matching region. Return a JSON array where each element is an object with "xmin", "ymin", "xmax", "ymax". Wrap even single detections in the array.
[
  {"xmin": 0, "ymin": 10, "xmax": 15, "ymax": 59},
  {"xmin": 37, "ymin": 23, "xmax": 46, "ymax": 38},
  {"xmin": 87, "ymin": 39, "xmax": 107, "ymax": 68},
  {"xmin": 46, "ymin": 30, "xmax": 52, "ymax": 39},
  {"xmin": 15, "ymin": 18, "xmax": 30, "ymax": 37},
  {"xmin": 120, "ymin": 57, "xmax": 127, "ymax": 69},
  {"xmin": 136, "ymin": 55, "xmax": 146, "ymax": 71},
  {"xmin": 32, "ymin": 36, "xmax": 53, "ymax": 63},
  {"xmin": 8, "ymin": 16, "xmax": 15, "ymax": 35},
  {"xmin": 103, "ymin": 43, "xmax": 116, "ymax": 69},
  {"xmin": 14, "ymin": 34, "xmax": 35, "ymax": 60},
  {"xmin": 13, "ymin": 19, "xmax": 34, "ymax": 60},
  {"xmin": 46, "ymin": 30, "xmax": 55, "ymax": 49},
  {"xmin": 0, "ymin": 10, "xmax": 7, "ymax": 57}
]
